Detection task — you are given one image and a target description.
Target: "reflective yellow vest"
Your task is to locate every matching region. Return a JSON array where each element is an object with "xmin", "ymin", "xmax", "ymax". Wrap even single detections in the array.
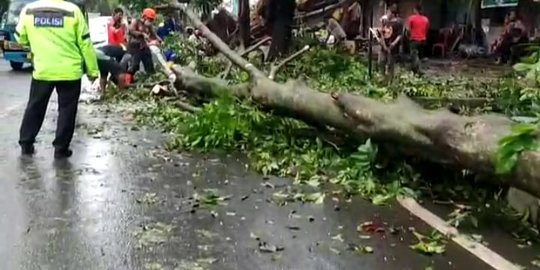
[{"xmin": 15, "ymin": 0, "xmax": 99, "ymax": 81}]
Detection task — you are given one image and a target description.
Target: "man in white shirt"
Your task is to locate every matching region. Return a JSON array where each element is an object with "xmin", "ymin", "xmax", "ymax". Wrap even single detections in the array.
[{"xmin": 380, "ymin": 2, "xmax": 398, "ymax": 24}]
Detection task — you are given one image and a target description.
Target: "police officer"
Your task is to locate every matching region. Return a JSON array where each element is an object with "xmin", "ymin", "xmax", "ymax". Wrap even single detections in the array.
[{"xmin": 15, "ymin": 0, "xmax": 99, "ymax": 158}]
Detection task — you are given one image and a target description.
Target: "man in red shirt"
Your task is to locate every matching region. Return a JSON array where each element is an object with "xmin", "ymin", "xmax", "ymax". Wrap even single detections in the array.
[
  {"xmin": 108, "ymin": 7, "xmax": 126, "ymax": 47},
  {"xmin": 407, "ymin": 4, "xmax": 429, "ymax": 74}
]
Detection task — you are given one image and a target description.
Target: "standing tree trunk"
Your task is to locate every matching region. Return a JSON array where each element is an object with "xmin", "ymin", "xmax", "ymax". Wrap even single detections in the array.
[
  {"xmin": 238, "ymin": 0, "xmax": 251, "ymax": 48},
  {"xmin": 266, "ymin": 0, "xmax": 296, "ymax": 61},
  {"xmin": 201, "ymin": 3, "xmax": 211, "ymax": 21}
]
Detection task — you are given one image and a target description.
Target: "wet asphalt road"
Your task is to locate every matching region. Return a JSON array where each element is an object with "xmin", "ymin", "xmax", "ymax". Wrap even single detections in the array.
[{"xmin": 0, "ymin": 61, "xmax": 529, "ymax": 270}]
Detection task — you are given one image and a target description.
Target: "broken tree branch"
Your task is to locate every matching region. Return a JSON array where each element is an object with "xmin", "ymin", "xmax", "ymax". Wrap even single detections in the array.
[
  {"xmin": 179, "ymin": 7, "xmax": 266, "ymax": 78},
  {"xmin": 244, "ymin": 36, "xmax": 272, "ymax": 55},
  {"xmin": 221, "ymin": 36, "xmax": 272, "ymax": 79},
  {"xmin": 174, "ymin": 100, "xmax": 202, "ymax": 113},
  {"xmin": 160, "ymin": 96, "xmax": 201, "ymax": 113},
  {"xmin": 268, "ymin": 45, "xmax": 311, "ymax": 80},
  {"xmin": 168, "ymin": 5, "xmax": 540, "ymax": 199}
]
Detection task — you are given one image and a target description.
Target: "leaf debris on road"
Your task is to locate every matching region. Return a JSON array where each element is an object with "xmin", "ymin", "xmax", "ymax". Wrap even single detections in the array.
[{"xmin": 410, "ymin": 231, "xmax": 447, "ymax": 255}]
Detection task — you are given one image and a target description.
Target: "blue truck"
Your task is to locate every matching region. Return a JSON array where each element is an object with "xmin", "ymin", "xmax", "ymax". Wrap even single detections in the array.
[
  {"xmin": 0, "ymin": 0, "xmax": 34, "ymax": 70},
  {"xmin": 0, "ymin": 0, "xmax": 87, "ymax": 70}
]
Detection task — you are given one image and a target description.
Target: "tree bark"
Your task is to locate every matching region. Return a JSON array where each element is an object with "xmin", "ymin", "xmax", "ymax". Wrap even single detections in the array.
[
  {"xmin": 238, "ymin": 0, "xmax": 251, "ymax": 48},
  {"xmin": 169, "ymin": 6, "xmax": 540, "ymax": 199},
  {"xmin": 266, "ymin": 0, "xmax": 297, "ymax": 61}
]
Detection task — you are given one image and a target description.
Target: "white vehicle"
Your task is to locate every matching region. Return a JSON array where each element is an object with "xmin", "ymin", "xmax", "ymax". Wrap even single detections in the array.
[
  {"xmin": 89, "ymin": 16, "xmax": 130, "ymax": 49},
  {"xmin": 89, "ymin": 16, "xmax": 111, "ymax": 48}
]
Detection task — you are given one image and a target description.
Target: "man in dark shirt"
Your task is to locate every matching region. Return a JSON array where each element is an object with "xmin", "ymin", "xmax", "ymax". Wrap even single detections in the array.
[
  {"xmin": 378, "ymin": 10, "xmax": 403, "ymax": 83},
  {"xmin": 127, "ymin": 8, "xmax": 159, "ymax": 75},
  {"xmin": 96, "ymin": 46, "xmax": 132, "ymax": 92}
]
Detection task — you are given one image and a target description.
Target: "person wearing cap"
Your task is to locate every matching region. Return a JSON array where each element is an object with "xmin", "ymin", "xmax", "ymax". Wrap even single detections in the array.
[
  {"xmin": 127, "ymin": 8, "xmax": 159, "ymax": 75},
  {"xmin": 15, "ymin": 0, "xmax": 99, "ymax": 159}
]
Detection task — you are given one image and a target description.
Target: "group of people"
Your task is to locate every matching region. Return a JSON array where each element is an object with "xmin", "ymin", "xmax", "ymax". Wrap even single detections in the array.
[
  {"xmin": 376, "ymin": 3, "xmax": 429, "ymax": 82},
  {"xmin": 14, "ymin": 0, "xmax": 180, "ymax": 159},
  {"xmin": 96, "ymin": 7, "xmax": 181, "ymax": 92},
  {"xmin": 491, "ymin": 10, "xmax": 529, "ymax": 65},
  {"xmin": 376, "ymin": 3, "xmax": 532, "ymax": 80}
]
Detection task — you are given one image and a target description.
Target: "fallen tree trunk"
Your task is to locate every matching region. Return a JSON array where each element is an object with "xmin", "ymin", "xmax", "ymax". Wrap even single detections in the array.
[{"xmin": 167, "ymin": 5, "xmax": 540, "ymax": 199}]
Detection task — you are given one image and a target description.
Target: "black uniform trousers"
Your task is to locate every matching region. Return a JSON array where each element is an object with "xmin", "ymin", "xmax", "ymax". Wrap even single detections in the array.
[{"xmin": 19, "ymin": 79, "xmax": 81, "ymax": 151}]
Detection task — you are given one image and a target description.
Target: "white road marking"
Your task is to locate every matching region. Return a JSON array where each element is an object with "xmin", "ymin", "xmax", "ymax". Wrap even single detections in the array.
[{"xmin": 398, "ymin": 197, "xmax": 521, "ymax": 270}]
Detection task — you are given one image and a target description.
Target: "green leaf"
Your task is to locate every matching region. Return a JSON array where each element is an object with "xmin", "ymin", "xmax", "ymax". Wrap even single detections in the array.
[
  {"xmin": 303, "ymin": 192, "xmax": 326, "ymax": 204},
  {"xmin": 371, "ymin": 194, "xmax": 393, "ymax": 205},
  {"xmin": 519, "ymin": 51, "xmax": 539, "ymax": 64},
  {"xmin": 410, "ymin": 231, "xmax": 446, "ymax": 255},
  {"xmin": 523, "ymin": 46, "xmax": 540, "ymax": 52},
  {"xmin": 352, "ymin": 245, "xmax": 374, "ymax": 255},
  {"xmin": 514, "ymin": 63, "xmax": 533, "ymax": 72},
  {"xmin": 496, "ymin": 122, "xmax": 539, "ymax": 174},
  {"xmin": 512, "ymin": 123, "xmax": 538, "ymax": 134},
  {"xmin": 532, "ymin": 256, "xmax": 540, "ymax": 268},
  {"xmin": 496, "ymin": 151, "xmax": 519, "ymax": 175},
  {"xmin": 525, "ymin": 70, "xmax": 537, "ymax": 81}
]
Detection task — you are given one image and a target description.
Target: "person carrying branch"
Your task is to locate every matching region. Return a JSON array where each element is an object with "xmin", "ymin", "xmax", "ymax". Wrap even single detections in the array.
[
  {"xmin": 377, "ymin": 9, "xmax": 403, "ymax": 83},
  {"xmin": 127, "ymin": 8, "xmax": 159, "ymax": 75},
  {"xmin": 125, "ymin": 8, "xmax": 176, "ymax": 83}
]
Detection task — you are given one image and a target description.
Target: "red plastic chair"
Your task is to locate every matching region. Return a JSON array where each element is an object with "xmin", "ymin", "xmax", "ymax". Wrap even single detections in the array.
[{"xmin": 432, "ymin": 28, "xmax": 453, "ymax": 58}]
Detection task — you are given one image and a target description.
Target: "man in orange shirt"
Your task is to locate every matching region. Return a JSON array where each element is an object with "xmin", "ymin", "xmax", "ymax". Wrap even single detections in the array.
[
  {"xmin": 407, "ymin": 4, "xmax": 429, "ymax": 74},
  {"xmin": 108, "ymin": 7, "xmax": 126, "ymax": 47}
]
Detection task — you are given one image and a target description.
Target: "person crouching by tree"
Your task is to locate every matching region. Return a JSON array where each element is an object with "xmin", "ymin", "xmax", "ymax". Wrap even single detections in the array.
[
  {"xmin": 96, "ymin": 46, "xmax": 132, "ymax": 93},
  {"xmin": 325, "ymin": 4, "xmax": 347, "ymax": 46},
  {"xmin": 492, "ymin": 10, "xmax": 528, "ymax": 65},
  {"xmin": 378, "ymin": 10, "xmax": 403, "ymax": 83},
  {"xmin": 127, "ymin": 8, "xmax": 159, "ymax": 77},
  {"xmin": 407, "ymin": 4, "xmax": 429, "ymax": 74}
]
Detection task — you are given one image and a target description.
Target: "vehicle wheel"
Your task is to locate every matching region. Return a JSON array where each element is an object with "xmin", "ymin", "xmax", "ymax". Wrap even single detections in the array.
[{"xmin": 10, "ymin": 61, "xmax": 24, "ymax": 71}]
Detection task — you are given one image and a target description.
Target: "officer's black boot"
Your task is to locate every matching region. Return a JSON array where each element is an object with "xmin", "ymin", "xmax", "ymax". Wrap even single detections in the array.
[
  {"xmin": 21, "ymin": 144, "xmax": 35, "ymax": 156},
  {"xmin": 54, "ymin": 149, "xmax": 73, "ymax": 159}
]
